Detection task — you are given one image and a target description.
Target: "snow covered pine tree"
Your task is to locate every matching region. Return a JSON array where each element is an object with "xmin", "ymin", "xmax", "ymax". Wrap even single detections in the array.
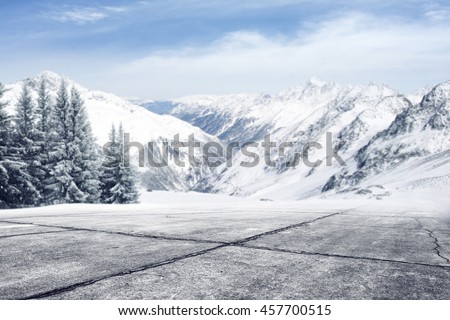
[
  {"xmin": 0, "ymin": 82, "xmax": 15, "ymax": 208},
  {"xmin": 1, "ymin": 79, "xmax": 133, "ymax": 208},
  {"xmin": 12, "ymin": 83, "xmax": 43, "ymax": 205},
  {"xmin": 45, "ymin": 81, "xmax": 100, "ymax": 204},
  {"xmin": 35, "ymin": 78, "xmax": 55, "ymax": 203},
  {"xmin": 100, "ymin": 123, "xmax": 139, "ymax": 204},
  {"xmin": 0, "ymin": 83, "xmax": 39, "ymax": 208}
]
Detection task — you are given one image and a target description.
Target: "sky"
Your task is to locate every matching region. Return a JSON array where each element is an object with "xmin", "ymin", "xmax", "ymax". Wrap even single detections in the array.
[{"xmin": 0, "ymin": 0, "xmax": 450, "ymax": 99}]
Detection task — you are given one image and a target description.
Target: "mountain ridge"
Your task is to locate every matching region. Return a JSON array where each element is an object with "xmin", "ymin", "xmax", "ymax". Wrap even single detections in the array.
[
  {"xmin": 3, "ymin": 72, "xmax": 449, "ymax": 200},
  {"xmin": 135, "ymin": 77, "xmax": 450, "ymax": 200}
]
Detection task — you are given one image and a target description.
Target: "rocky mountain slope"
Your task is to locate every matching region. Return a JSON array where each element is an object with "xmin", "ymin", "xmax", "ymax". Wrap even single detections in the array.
[
  {"xmin": 138, "ymin": 78, "xmax": 450, "ymax": 200},
  {"xmin": 322, "ymin": 81, "xmax": 450, "ymax": 195}
]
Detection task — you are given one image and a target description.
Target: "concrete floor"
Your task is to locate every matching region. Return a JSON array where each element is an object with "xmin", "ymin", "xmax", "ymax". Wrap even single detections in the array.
[{"xmin": 1, "ymin": 205, "xmax": 449, "ymax": 299}]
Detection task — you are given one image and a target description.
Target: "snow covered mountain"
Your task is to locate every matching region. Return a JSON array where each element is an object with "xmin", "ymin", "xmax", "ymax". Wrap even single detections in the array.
[
  {"xmin": 2, "ymin": 71, "xmax": 218, "ymax": 192},
  {"xmin": 3, "ymin": 72, "xmax": 449, "ymax": 200},
  {"xmin": 136, "ymin": 78, "xmax": 450, "ymax": 200},
  {"xmin": 167, "ymin": 78, "xmax": 351, "ymax": 144},
  {"xmin": 322, "ymin": 81, "xmax": 450, "ymax": 195}
]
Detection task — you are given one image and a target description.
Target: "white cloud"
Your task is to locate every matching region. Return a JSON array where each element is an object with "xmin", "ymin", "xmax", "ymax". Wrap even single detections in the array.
[
  {"xmin": 47, "ymin": 5, "xmax": 127, "ymax": 24},
  {"xmin": 109, "ymin": 12, "xmax": 450, "ymax": 99},
  {"xmin": 104, "ymin": 6, "xmax": 128, "ymax": 13},
  {"xmin": 424, "ymin": 4, "xmax": 450, "ymax": 22},
  {"xmin": 50, "ymin": 7, "xmax": 107, "ymax": 24}
]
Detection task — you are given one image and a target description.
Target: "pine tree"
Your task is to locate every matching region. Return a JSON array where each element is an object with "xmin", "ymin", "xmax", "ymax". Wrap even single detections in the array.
[
  {"xmin": 45, "ymin": 80, "xmax": 72, "ymax": 203},
  {"xmin": 0, "ymin": 83, "xmax": 12, "ymax": 208},
  {"xmin": 112, "ymin": 123, "xmax": 139, "ymax": 204},
  {"xmin": 0, "ymin": 83, "xmax": 10, "ymax": 159},
  {"xmin": 15, "ymin": 83, "xmax": 36, "ymax": 145},
  {"xmin": 1, "ymin": 160, "xmax": 39, "ymax": 207},
  {"xmin": 35, "ymin": 79, "xmax": 54, "ymax": 203},
  {"xmin": 100, "ymin": 123, "xmax": 139, "ymax": 204},
  {"xmin": 69, "ymin": 87, "xmax": 100, "ymax": 203},
  {"xmin": 36, "ymin": 79, "xmax": 52, "ymax": 142},
  {"xmin": 11, "ymin": 83, "xmax": 42, "ymax": 205},
  {"xmin": 46, "ymin": 81, "xmax": 100, "ymax": 204},
  {"xmin": 99, "ymin": 124, "xmax": 120, "ymax": 203},
  {"xmin": 0, "ymin": 83, "xmax": 39, "ymax": 208}
]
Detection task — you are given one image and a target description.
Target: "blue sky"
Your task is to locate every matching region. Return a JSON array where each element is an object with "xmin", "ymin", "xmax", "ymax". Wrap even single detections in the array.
[{"xmin": 0, "ymin": 1, "xmax": 450, "ymax": 99}]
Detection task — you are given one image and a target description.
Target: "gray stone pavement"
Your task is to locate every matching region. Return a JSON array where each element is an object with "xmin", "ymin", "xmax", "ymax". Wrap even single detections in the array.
[{"xmin": 1, "ymin": 206, "xmax": 449, "ymax": 299}]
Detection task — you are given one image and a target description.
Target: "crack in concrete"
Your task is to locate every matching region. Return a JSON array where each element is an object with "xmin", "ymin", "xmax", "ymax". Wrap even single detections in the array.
[
  {"xmin": 414, "ymin": 218, "xmax": 450, "ymax": 265},
  {"xmin": 16, "ymin": 211, "xmax": 342, "ymax": 300},
  {"xmin": 236, "ymin": 244, "xmax": 450, "ymax": 270},
  {"xmin": 0, "ymin": 220, "xmax": 226, "ymax": 245},
  {"xmin": 302, "ymin": 222, "xmax": 420, "ymax": 230},
  {"xmin": 232, "ymin": 212, "xmax": 343, "ymax": 245},
  {"xmin": 0, "ymin": 230, "xmax": 73, "ymax": 240},
  {"xmin": 20, "ymin": 244, "xmax": 229, "ymax": 300}
]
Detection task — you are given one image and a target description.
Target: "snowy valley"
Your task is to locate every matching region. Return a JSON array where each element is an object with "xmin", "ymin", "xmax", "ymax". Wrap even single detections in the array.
[
  {"xmin": 140, "ymin": 77, "xmax": 450, "ymax": 201},
  {"xmin": 2, "ymin": 71, "xmax": 450, "ymax": 202}
]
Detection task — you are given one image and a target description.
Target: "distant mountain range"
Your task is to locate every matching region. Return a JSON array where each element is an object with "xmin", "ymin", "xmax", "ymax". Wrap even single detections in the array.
[{"xmin": 3, "ymin": 72, "xmax": 449, "ymax": 200}]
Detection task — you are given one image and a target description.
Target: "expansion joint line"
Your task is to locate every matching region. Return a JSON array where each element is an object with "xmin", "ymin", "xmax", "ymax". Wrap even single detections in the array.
[
  {"xmin": 231, "ymin": 211, "xmax": 343, "ymax": 245},
  {"xmin": 0, "ymin": 219, "xmax": 225, "ymax": 245},
  {"xmin": 0, "ymin": 230, "xmax": 72, "ymax": 240}
]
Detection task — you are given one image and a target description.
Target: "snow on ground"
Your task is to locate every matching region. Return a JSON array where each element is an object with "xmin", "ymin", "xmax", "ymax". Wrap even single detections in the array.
[
  {"xmin": 0, "ymin": 188, "xmax": 448, "ymax": 220},
  {"xmin": 140, "ymin": 189, "xmax": 450, "ymax": 215}
]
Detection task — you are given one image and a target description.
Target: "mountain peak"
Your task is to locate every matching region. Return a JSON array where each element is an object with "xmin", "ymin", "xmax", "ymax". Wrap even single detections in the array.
[
  {"xmin": 306, "ymin": 76, "xmax": 327, "ymax": 87},
  {"xmin": 359, "ymin": 82, "xmax": 397, "ymax": 98},
  {"xmin": 367, "ymin": 81, "xmax": 393, "ymax": 90},
  {"xmin": 22, "ymin": 71, "xmax": 73, "ymax": 91},
  {"xmin": 305, "ymin": 77, "xmax": 342, "ymax": 93},
  {"xmin": 421, "ymin": 80, "xmax": 450, "ymax": 108},
  {"xmin": 36, "ymin": 70, "xmax": 63, "ymax": 79},
  {"xmin": 276, "ymin": 78, "xmax": 342, "ymax": 101},
  {"xmin": 429, "ymin": 80, "xmax": 450, "ymax": 93}
]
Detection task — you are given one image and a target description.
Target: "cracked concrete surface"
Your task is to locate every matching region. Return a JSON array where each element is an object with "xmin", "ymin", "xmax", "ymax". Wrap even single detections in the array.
[
  {"xmin": 414, "ymin": 218, "xmax": 450, "ymax": 264},
  {"xmin": 0, "ymin": 206, "xmax": 449, "ymax": 300}
]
